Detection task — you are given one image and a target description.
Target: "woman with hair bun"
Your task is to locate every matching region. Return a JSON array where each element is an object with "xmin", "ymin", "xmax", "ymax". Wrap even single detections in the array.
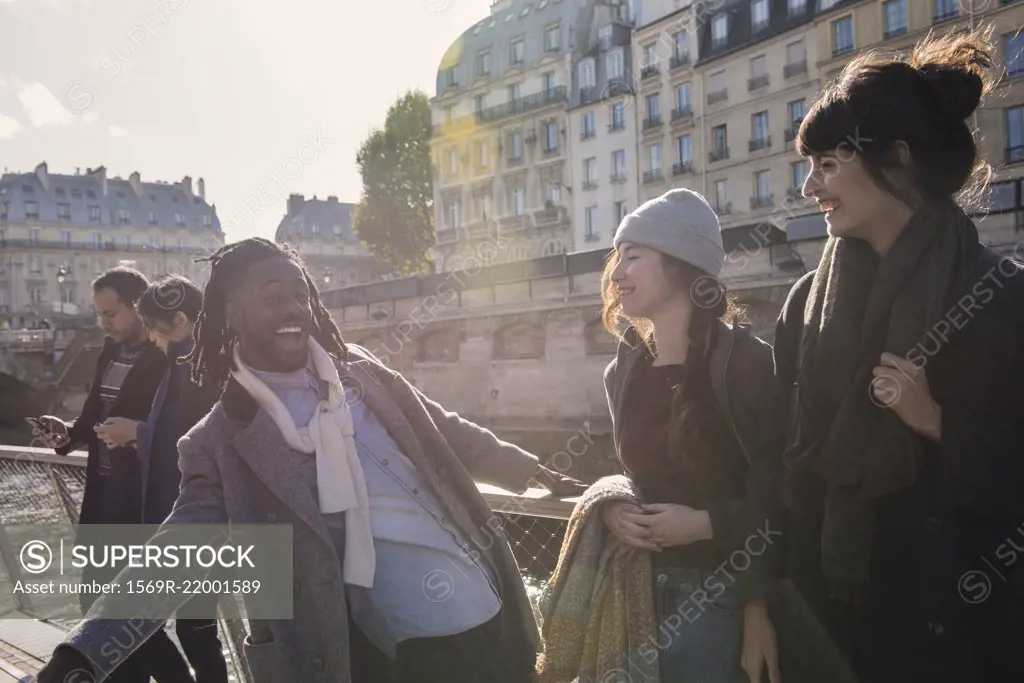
[{"xmin": 775, "ymin": 27, "xmax": 1024, "ymax": 683}]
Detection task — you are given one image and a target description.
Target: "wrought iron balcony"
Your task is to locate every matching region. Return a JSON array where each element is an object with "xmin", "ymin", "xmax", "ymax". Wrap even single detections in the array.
[
  {"xmin": 672, "ymin": 162, "xmax": 694, "ymax": 176},
  {"xmin": 784, "ymin": 61, "xmax": 807, "ymax": 78},
  {"xmin": 671, "ymin": 106, "xmax": 694, "ymax": 122},
  {"xmin": 749, "ymin": 136, "xmax": 771, "ymax": 152},
  {"xmin": 707, "ymin": 89, "xmax": 728, "ymax": 105},
  {"xmin": 670, "ymin": 53, "xmax": 691, "ymax": 69},
  {"xmin": 750, "ymin": 194, "xmax": 774, "ymax": 210},
  {"xmin": 708, "ymin": 147, "xmax": 729, "ymax": 163},
  {"xmin": 748, "ymin": 74, "xmax": 770, "ymax": 91},
  {"xmin": 641, "ymin": 65, "xmax": 659, "ymax": 80},
  {"xmin": 643, "ymin": 169, "xmax": 664, "ymax": 184},
  {"xmin": 642, "ymin": 116, "xmax": 663, "ymax": 131}
]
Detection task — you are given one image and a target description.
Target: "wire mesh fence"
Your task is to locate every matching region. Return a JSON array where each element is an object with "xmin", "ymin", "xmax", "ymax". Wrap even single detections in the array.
[{"xmin": 0, "ymin": 446, "xmax": 576, "ymax": 678}]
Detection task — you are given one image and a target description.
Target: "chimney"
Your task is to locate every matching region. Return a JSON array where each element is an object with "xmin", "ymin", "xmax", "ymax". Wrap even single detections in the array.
[
  {"xmin": 180, "ymin": 176, "xmax": 194, "ymax": 199},
  {"xmin": 287, "ymin": 193, "xmax": 305, "ymax": 217},
  {"xmin": 35, "ymin": 162, "xmax": 51, "ymax": 193},
  {"xmin": 88, "ymin": 166, "xmax": 108, "ymax": 196},
  {"xmin": 128, "ymin": 171, "xmax": 142, "ymax": 196},
  {"xmin": 327, "ymin": 195, "xmax": 339, "ymax": 203},
  {"xmin": 197, "ymin": 178, "xmax": 206, "ymax": 200}
]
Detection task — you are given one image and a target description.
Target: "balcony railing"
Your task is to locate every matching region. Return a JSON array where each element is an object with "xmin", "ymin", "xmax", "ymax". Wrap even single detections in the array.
[
  {"xmin": 708, "ymin": 147, "xmax": 729, "ymax": 163},
  {"xmin": 580, "ymin": 129, "xmax": 596, "ymax": 140},
  {"xmin": 884, "ymin": 25, "xmax": 908, "ymax": 40},
  {"xmin": 670, "ymin": 53, "xmax": 691, "ymax": 69},
  {"xmin": 641, "ymin": 65, "xmax": 659, "ymax": 79},
  {"xmin": 579, "ymin": 86, "xmax": 597, "ymax": 105},
  {"xmin": 672, "ymin": 162, "xmax": 694, "ymax": 176},
  {"xmin": 433, "ymin": 87, "xmax": 568, "ymax": 135},
  {"xmin": 604, "ymin": 78, "xmax": 634, "ymax": 99},
  {"xmin": 608, "ymin": 120, "xmax": 626, "ymax": 132},
  {"xmin": 833, "ymin": 44, "xmax": 854, "ymax": 58},
  {"xmin": 707, "ymin": 89, "xmax": 728, "ymax": 105},
  {"xmin": 0, "ymin": 238, "xmax": 198, "ymax": 254},
  {"xmin": 748, "ymin": 74, "xmax": 770, "ymax": 91},
  {"xmin": 784, "ymin": 61, "xmax": 807, "ymax": 78},
  {"xmin": 752, "ymin": 18, "xmax": 770, "ymax": 33},
  {"xmin": 716, "ymin": 201, "xmax": 733, "ymax": 215},
  {"xmin": 643, "ymin": 169, "xmax": 664, "ymax": 184},
  {"xmin": 643, "ymin": 116, "xmax": 663, "ymax": 131},
  {"xmin": 671, "ymin": 106, "xmax": 694, "ymax": 122},
  {"xmin": 749, "ymin": 136, "xmax": 771, "ymax": 152},
  {"xmin": 436, "ymin": 227, "xmax": 459, "ymax": 244},
  {"xmin": 507, "ymin": 156, "xmax": 525, "ymax": 168},
  {"xmin": 582, "ymin": 181, "xmax": 598, "ymax": 191},
  {"xmin": 610, "ymin": 174, "xmax": 627, "ymax": 184},
  {"xmin": 750, "ymin": 194, "xmax": 774, "ymax": 210}
]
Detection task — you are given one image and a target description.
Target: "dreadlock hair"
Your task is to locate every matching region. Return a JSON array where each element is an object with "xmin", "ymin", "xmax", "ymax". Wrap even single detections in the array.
[{"xmin": 183, "ymin": 237, "xmax": 347, "ymax": 387}]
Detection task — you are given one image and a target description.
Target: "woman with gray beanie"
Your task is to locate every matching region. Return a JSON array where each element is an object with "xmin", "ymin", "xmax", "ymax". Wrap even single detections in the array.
[{"xmin": 599, "ymin": 188, "xmax": 785, "ymax": 681}]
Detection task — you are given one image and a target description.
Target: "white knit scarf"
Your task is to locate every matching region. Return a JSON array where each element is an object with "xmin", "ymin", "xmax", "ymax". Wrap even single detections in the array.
[{"xmin": 230, "ymin": 339, "xmax": 375, "ymax": 588}]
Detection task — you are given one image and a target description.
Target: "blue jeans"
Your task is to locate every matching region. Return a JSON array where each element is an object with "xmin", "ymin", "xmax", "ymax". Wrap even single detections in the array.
[{"xmin": 651, "ymin": 567, "xmax": 748, "ymax": 683}]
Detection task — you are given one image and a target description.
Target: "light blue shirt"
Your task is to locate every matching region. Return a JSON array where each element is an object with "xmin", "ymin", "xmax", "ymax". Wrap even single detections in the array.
[{"xmin": 249, "ymin": 365, "xmax": 501, "ymax": 659}]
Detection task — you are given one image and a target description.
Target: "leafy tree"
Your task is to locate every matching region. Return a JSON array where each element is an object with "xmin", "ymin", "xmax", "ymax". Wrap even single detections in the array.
[{"xmin": 353, "ymin": 91, "xmax": 435, "ymax": 276}]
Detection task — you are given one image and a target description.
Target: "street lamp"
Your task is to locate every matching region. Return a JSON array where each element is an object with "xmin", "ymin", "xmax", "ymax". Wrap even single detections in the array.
[
  {"xmin": 56, "ymin": 266, "xmax": 69, "ymax": 334},
  {"xmin": 322, "ymin": 267, "xmax": 332, "ymax": 287}
]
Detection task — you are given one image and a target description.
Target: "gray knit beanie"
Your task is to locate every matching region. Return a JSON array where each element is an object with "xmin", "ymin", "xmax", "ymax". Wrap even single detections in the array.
[{"xmin": 612, "ymin": 188, "xmax": 725, "ymax": 279}]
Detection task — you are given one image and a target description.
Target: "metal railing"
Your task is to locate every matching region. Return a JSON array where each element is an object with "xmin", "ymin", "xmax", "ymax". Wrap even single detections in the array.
[{"xmin": 0, "ymin": 446, "xmax": 573, "ymax": 677}]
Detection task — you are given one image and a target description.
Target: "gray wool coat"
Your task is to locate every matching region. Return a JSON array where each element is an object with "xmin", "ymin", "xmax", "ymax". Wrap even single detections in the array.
[{"xmin": 62, "ymin": 344, "xmax": 542, "ymax": 683}]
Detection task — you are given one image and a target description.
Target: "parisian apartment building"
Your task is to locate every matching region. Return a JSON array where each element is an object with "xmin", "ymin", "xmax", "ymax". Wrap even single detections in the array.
[
  {"xmin": 430, "ymin": 0, "xmax": 1024, "ymax": 274},
  {"xmin": 0, "ymin": 163, "xmax": 225, "ymax": 330},
  {"xmin": 274, "ymin": 193, "xmax": 393, "ymax": 288}
]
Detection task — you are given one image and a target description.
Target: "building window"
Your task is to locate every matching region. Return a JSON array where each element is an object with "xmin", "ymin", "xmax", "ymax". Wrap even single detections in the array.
[
  {"xmin": 23, "ymin": 201, "xmax": 38, "ymax": 219},
  {"xmin": 60, "ymin": 230, "xmax": 71, "ymax": 247},
  {"xmin": 448, "ymin": 147, "xmax": 459, "ymax": 174},
  {"xmin": 712, "ymin": 124, "xmax": 728, "ymax": 156},
  {"xmin": 545, "ymin": 23, "xmax": 560, "ymax": 52},
  {"xmin": 508, "ymin": 82, "xmax": 522, "ymax": 102},
  {"xmin": 123, "ymin": 235, "xmax": 132, "ymax": 250},
  {"xmin": 29, "ymin": 229, "xmax": 40, "ymax": 245},
  {"xmin": 614, "ymin": 201, "xmax": 628, "ymax": 224},
  {"xmin": 642, "ymin": 42, "xmax": 658, "ymax": 70},
  {"xmin": 675, "ymin": 83, "xmax": 691, "ymax": 111},
  {"xmin": 418, "ymin": 328, "xmax": 460, "ymax": 363},
  {"xmin": 754, "ymin": 170, "xmax": 772, "ymax": 203},
  {"xmin": 752, "ymin": 111, "xmax": 770, "ymax": 146},
  {"xmin": 443, "ymin": 65, "xmax": 459, "ymax": 88},
  {"xmin": 646, "ymin": 93, "xmax": 661, "ymax": 122},
  {"xmin": 1005, "ymin": 33, "xmax": 1024, "ymax": 78},
  {"xmin": 442, "ymin": 105, "xmax": 454, "ymax": 124},
  {"xmin": 883, "ymin": 0, "xmax": 907, "ymax": 38},
  {"xmin": 509, "ymin": 130, "xmax": 523, "ymax": 160},
  {"xmin": 789, "ymin": 0, "xmax": 807, "ymax": 16},
  {"xmin": 934, "ymin": 0, "xmax": 958, "ymax": 21},
  {"xmin": 712, "ymin": 14, "xmax": 728, "ymax": 48},
  {"xmin": 473, "ymin": 95, "xmax": 487, "ymax": 115},
  {"xmin": 598, "ymin": 25, "xmax": 613, "ymax": 51},
  {"xmin": 584, "ymin": 206, "xmax": 598, "ymax": 240},
  {"xmin": 202, "ymin": 215, "xmax": 212, "ymax": 229},
  {"xmin": 1007, "ymin": 106, "xmax": 1024, "ymax": 163},
  {"xmin": 649, "ymin": 144, "xmax": 663, "ymax": 171},
  {"xmin": 92, "ymin": 232, "xmax": 102, "ymax": 249},
  {"xmin": 792, "ymin": 159, "xmax": 809, "ymax": 192},
  {"xmin": 833, "ymin": 17, "xmax": 854, "ymax": 56},
  {"xmin": 57, "ymin": 202, "xmax": 71, "ymax": 220},
  {"xmin": 0, "ymin": 201, "xmax": 6, "ymax": 221},
  {"xmin": 612, "ymin": 149, "xmax": 626, "ymax": 178},
  {"xmin": 444, "ymin": 197, "xmax": 461, "ymax": 228},
  {"xmin": 607, "ymin": 49, "xmax": 625, "ymax": 79},
  {"xmin": 579, "ymin": 59, "xmax": 595, "ymax": 88},
  {"xmin": 584, "ymin": 157, "xmax": 598, "ymax": 187},
  {"xmin": 676, "ymin": 135, "xmax": 693, "ymax": 164},
  {"xmin": 512, "ymin": 187, "xmax": 526, "ymax": 215},
  {"xmin": 544, "ymin": 121, "xmax": 559, "ymax": 152},
  {"xmin": 92, "ymin": 258, "xmax": 102, "ymax": 274},
  {"xmin": 788, "ymin": 99, "xmax": 807, "ymax": 133},
  {"xmin": 88, "ymin": 205, "xmax": 101, "ymax": 222},
  {"xmin": 610, "ymin": 103, "xmax": 625, "ymax": 130},
  {"xmin": 510, "ymin": 38, "xmax": 525, "ymax": 66},
  {"xmin": 476, "ymin": 50, "xmax": 490, "ymax": 77},
  {"xmin": 582, "ymin": 111, "xmax": 596, "ymax": 138},
  {"xmin": 752, "ymin": 0, "xmax": 770, "ymax": 31},
  {"xmin": 175, "ymin": 213, "xmax": 185, "ymax": 226},
  {"xmin": 714, "ymin": 179, "xmax": 729, "ymax": 212},
  {"xmin": 673, "ymin": 31, "xmax": 689, "ymax": 62},
  {"xmin": 30, "ymin": 287, "xmax": 44, "ymax": 304},
  {"xmin": 117, "ymin": 209, "xmax": 130, "ymax": 225},
  {"xmin": 28, "ymin": 256, "xmax": 41, "ymax": 274},
  {"xmin": 708, "ymin": 69, "xmax": 727, "ymax": 103},
  {"xmin": 476, "ymin": 139, "xmax": 489, "ymax": 167},
  {"xmin": 751, "ymin": 55, "xmax": 767, "ymax": 77},
  {"xmin": 548, "ymin": 182, "xmax": 561, "ymax": 205},
  {"xmin": 542, "ymin": 71, "xmax": 556, "ymax": 95},
  {"xmin": 786, "ymin": 40, "xmax": 807, "ymax": 77},
  {"xmin": 148, "ymin": 210, "xmax": 158, "ymax": 225}
]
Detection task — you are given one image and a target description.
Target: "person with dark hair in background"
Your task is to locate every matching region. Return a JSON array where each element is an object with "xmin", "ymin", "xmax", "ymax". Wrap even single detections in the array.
[
  {"xmin": 37, "ymin": 237, "xmax": 585, "ymax": 683},
  {"xmin": 775, "ymin": 27, "xmax": 1024, "ymax": 683},
  {"xmin": 95, "ymin": 274, "xmax": 229, "ymax": 683},
  {"xmin": 33, "ymin": 267, "xmax": 196, "ymax": 683}
]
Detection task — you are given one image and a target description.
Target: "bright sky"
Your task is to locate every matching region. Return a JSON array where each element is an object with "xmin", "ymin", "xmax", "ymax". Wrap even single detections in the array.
[{"xmin": 0, "ymin": 0, "xmax": 489, "ymax": 243}]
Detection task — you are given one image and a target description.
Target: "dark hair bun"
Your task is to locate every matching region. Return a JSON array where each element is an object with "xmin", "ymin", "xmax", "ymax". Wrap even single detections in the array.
[{"xmin": 909, "ymin": 29, "xmax": 994, "ymax": 122}]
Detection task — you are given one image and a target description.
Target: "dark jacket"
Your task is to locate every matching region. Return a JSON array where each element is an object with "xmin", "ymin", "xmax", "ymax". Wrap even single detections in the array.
[
  {"xmin": 57, "ymin": 338, "xmax": 167, "ymax": 526},
  {"xmin": 774, "ymin": 244, "xmax": 1024, "ymax": 682},
  {"xmin": 137, "ymin": 336, "xmax": 222, "ymax": 524},
  {"xmin": 603, "ymin": 320, "xmax": 786, "ymax": 603}
]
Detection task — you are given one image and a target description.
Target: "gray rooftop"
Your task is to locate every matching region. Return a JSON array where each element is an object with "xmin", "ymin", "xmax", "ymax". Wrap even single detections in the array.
[
  {"xmin": 274, "ymin": 194, "xmax": 358, "ymax": 243},
  {"xmin": 0, "ymin": 164, "xmax": 221, "ymax": 235}
]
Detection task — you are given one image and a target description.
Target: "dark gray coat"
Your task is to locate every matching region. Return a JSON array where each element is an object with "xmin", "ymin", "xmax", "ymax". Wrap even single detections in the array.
[{"xmin": 63, "ymin": 344, "xmax": 542, "ymax": 683}]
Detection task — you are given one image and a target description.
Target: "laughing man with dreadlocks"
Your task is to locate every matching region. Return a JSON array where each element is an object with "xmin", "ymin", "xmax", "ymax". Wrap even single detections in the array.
[{"xmin": 39, "ymin": 237, "xmax": 585, "ymax": 683}]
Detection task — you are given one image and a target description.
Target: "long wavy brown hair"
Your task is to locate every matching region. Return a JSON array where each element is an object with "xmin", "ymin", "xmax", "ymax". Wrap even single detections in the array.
[{"xmin": 601, "ymin": 248, "xmax": 746, "ymax": 468}]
